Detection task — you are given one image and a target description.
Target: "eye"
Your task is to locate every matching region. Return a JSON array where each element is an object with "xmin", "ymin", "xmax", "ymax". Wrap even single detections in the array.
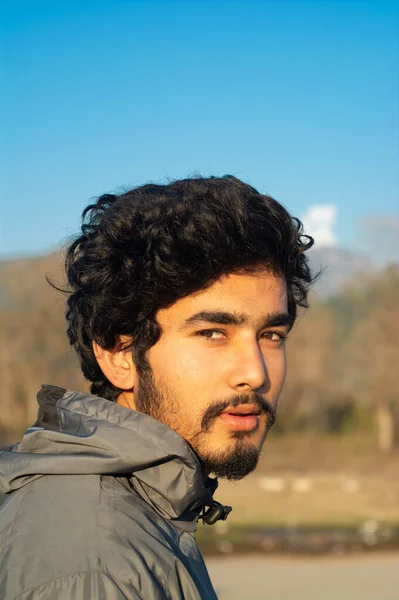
[
  {"xmin": 196, "ymin": 329, "xmax": 226, "ymax": 341},
  {"xmin": 260, "ymin": 331, "xmax": 288, "ymax": 344}
]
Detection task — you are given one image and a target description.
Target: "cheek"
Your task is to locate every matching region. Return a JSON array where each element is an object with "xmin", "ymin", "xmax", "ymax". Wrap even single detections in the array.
[
  {"xmin": 148, "ymin": 339, "xmax": 215, "ymax": 420},
  {"xmin": 150, "ymin": 337, "xmax": 213, "ymax": 385},
  {"xmin": 267, "ymin": 349, "xmax": 287, "ymax": 393}
]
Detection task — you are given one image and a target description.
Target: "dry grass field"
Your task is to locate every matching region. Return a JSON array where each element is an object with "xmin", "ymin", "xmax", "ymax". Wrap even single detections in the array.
[{"xmin": 209, "ymin": 434, "xmax": 399, "ymax": 526}]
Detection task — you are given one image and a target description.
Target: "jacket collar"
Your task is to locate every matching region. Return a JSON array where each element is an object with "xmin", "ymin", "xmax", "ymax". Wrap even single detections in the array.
[{"xmin": 6, "ymin": 385, "xmax": 220, "ymax": 531}]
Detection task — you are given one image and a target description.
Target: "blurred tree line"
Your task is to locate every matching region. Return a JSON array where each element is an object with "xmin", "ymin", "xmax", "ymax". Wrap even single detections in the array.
[
  {"xmin": 279, "ymin": 263, "xmax": 399, "ymax": 453},
  {"xmin": 0, "ymin": 253, "xmax": 398, "ymax": 452}
]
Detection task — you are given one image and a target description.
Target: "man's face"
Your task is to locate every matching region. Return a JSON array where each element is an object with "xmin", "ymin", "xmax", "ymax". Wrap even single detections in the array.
[{"xmin": 135, "ymin": 270, "xmax": 291, "ymax": 480}]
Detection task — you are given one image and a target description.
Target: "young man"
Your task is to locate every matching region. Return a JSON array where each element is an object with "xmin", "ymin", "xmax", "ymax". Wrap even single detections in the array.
[{"xmin": 0, "ymin": 176, "xmax": 314, "ymax": 599}]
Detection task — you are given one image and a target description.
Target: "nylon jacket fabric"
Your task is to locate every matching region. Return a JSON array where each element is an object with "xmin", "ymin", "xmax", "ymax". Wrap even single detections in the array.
[{"xmin": 0, "ymin": 386, "xmax": 220, "ymax": 600}]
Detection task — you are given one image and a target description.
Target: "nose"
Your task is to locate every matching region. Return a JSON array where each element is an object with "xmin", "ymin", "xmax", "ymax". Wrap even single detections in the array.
[{"xmin": 227, "ymin": 340, "xmax": 269, "ymax": 393}]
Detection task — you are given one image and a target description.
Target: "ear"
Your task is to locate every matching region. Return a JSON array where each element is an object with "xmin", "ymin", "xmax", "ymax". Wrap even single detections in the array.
[{"xmin": 92, "ymin": 337, "xmax": 136, "ymax": 391}]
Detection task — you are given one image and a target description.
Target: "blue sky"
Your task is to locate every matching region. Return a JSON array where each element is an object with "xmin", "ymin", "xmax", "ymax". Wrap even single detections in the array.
[{"xmin": 1, "ymin": 0, "xmax": 398, "ymax": 260}]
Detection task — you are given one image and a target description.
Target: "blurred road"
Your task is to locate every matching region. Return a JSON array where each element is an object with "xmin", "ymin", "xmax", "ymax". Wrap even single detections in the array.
[{"xmin": 206, "ymin": 554, "xmax": 398, "ymax": 600}]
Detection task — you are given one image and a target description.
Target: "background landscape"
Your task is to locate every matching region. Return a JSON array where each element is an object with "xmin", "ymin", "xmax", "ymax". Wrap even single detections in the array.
[{"xmin": 1, "ymin": 246, "xmax": 398, "ymax": 537}]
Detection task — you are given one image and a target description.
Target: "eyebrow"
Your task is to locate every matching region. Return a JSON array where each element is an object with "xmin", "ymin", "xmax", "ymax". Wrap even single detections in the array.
[{"xmin": 181, "ymin": 310, "xmax": 294, "ymax": 331}]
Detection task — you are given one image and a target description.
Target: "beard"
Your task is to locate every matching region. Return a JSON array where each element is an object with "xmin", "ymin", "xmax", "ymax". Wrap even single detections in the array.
[
  {"xmin": 196, "ymin": 440, "xmax": 261, "ymax": 480},
  {"xmin": 135, "ymin": 366, "xmax": 276, "ymax": 481}
]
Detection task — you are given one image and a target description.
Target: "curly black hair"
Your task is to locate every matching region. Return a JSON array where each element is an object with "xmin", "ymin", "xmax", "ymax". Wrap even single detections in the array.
[{"xmin": 64, "ymin": 175, "xmax": 315, "ymax": 401}]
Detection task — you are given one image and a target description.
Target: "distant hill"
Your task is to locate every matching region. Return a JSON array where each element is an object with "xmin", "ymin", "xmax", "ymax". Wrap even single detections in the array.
[
  {"xmin": 0, "ymin": 251, "xmax": 64, "ymax": 309},
  {"xmin": 308, "ymin": 246, "xmax": 373, "ymax": 298},
  {"xmin": 0, "ymin": 245, "xmax": 374, "ymax": 305}
]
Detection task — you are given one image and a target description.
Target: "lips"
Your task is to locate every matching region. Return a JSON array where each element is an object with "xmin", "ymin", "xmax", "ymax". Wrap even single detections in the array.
[{"xmin": 219, "ymin": 404, "xmax": 261, "ymax": 431}]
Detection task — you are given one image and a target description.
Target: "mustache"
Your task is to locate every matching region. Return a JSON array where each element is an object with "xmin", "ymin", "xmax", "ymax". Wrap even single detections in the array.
[{"xmin": 201, "ymin": 394, "xmax": 276, "ymax": 432}]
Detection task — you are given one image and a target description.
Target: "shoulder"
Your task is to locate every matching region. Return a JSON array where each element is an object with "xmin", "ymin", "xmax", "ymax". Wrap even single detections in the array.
[
  {"xmin": 0, "ymin": 474, "xmax": 107, "ymax": 597},
  {"xmin": 0, "ymin": 474, "xmax": 183, "ymax": 599},
  {"xmin": 10, "ymin": 571, "xmax": 157, "ymax": 600},
  {"xmin": 1, "ymin": 473, "xmax": 103, "ymax": 554}
]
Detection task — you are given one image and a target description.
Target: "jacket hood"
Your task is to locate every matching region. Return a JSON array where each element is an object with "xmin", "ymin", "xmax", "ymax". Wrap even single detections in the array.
[{"xmin": 0, "ymin": 385, "xmax": 219, "ymax": 526}]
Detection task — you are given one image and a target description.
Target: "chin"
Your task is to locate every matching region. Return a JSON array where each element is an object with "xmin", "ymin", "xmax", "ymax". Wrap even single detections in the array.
[{"xmin": 199, "ymin": 441, "xmax": 260, "ymax": 481}]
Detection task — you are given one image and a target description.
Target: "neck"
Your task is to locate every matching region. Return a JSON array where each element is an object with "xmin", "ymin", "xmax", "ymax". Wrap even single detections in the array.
[{"xmin": 117, "ymin": 390, "xmax": 136, "ymax": 410}]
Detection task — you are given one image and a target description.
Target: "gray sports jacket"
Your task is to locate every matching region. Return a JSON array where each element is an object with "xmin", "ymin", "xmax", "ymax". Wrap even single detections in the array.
[{"xmin": 0, "ymin": 385, "xmax": 226, "ymax": 599}]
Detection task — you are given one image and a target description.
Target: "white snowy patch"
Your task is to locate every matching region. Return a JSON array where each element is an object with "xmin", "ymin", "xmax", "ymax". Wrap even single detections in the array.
[{"xmin": 301, "ymin": 204, "xmax": 337, "ymax": 247}]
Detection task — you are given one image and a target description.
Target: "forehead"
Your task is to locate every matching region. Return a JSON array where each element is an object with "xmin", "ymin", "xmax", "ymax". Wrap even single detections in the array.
[{"xmin": 157, "ymin": 271, "xmax": 288, "ymax": 326}]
